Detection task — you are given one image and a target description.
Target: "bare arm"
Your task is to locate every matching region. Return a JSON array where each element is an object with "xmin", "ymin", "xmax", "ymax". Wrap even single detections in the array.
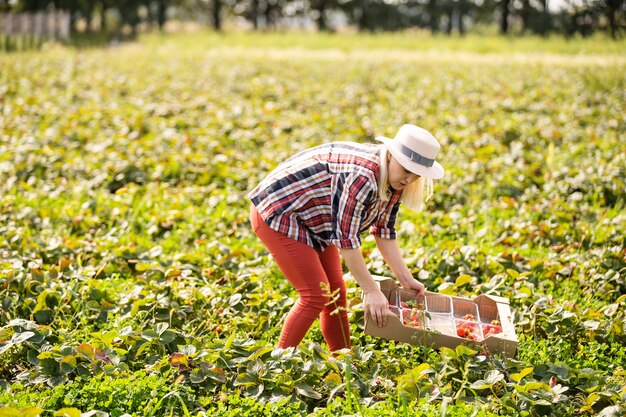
[
  {"xmin": 374, "ymin": 236, "xmax": 425, "ymax": 294},
  {"xmin": 339, "ymin": 247, "xmax": 390, "ymax": 327}
]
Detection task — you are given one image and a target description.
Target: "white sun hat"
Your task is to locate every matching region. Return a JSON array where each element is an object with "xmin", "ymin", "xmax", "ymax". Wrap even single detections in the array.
[{"xmin": 375, "ymin": 124, "xmax": 444, "ymax": 180}]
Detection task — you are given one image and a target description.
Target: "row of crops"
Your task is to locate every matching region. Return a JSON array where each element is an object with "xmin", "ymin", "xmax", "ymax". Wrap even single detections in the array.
[{"xmin": 0, "ymin": 39, "xmax": 625, "ymax": 416}]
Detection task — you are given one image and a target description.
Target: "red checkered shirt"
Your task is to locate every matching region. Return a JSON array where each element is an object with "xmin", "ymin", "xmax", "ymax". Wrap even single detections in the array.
[{"xmin": 248, "ymin": 142, "xmax": 403, "ymax": 251}]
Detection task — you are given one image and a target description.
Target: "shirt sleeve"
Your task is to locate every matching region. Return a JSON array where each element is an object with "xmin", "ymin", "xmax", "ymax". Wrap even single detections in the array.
[
  {"xmin": 370, "ymin": 198, "xmax": 400, "ymax": 240},
  {"xmin": 330, "ymin": 172, "xmax": 375, "ymax": 249}
]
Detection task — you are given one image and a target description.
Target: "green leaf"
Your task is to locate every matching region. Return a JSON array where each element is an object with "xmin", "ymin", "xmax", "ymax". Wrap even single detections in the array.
[
  {"xmin": 155, "ymin": 322, "xmax": 169, "ymax": 335},
  {"xmin": 470, "ymin": 379, "xmax": 490, "ymax": 390},
  {"xmin": 549, "ymin": 365, "xmax": 569, "ymax": 380},
  {"xmin": 60, "ymin": 362, "xmax": 75, "ymax": 375},
  {"xmin": 12, "ymin": 331, "xmax": 35, "ymax": 345},
  {"xmin": 485, "ymin": 370, "xmax": 504, "ymax": 385},
  {"xmin": 169, "ymin": 353, "xmax": 189, "ymax": 368},
  {"xmin": 440, "ymin": 347, "xmax": 457, "ymax": 361},
  {"xmin": 437, "ymin": 282, "xmax": 456, "ymax": 295},
  {"xmin": 180, "ymin": 345, "xmax": 196, "ymax": 356},
  {"xmin": 141, "ymin": 329, "xmax": 158, "ymax": 341},
  {"xmin": 229, "ymin": 293, "xmax": 243, "ymax": 306},
  {"xmin": 506, "ymin": 269, "xmax": 519, "ymax": 278},
  {"xmin": 414, "ymin": 363, "xmax": 432, "ymax": 376},
  {"xmin": 2, "ymin": 407, "xmax": 44, "ymax": 417},
  {"xmin": 33, "ymin": 309, "xmax": 53, "ymax": 324},
  {"xmin": 119, "ymin": 326, "xmax": 133, "ymax": 336},
  {"xmin": 103, "ymin": 364, "xmax": 116, "ymax": 375},
  {"xmin": 189, "ymin": 369, "xmax": 207, "ymax": 384},
  {"xmin": 324, "ymin": 372, "xmax": 342, "ymax": 388},
  {"xmin": 27, "ymin": 349, "xmax": 39, "ymax": 365},
  {"xmin": 583, "ymin": 320, "xmax": 600, "ymax": 330},
  {"xmin": 0, "ymin": 407, "xmax": 22, "ymax": 417},
  {"xmin": 206, "ymin": 367, "xmax": 226, "ymax": 383},
  {"xmin": 223, "ymin": 332, "xmax": 236, "ymax": 351},
  {"xmin": 234, "ymin": 373, "xmax": 256, "ymax": 387},
  {"xmin": 49, "ymin": 375, "xmax": 67, "ymax": 387},
  {"xmin": 44, "ymin": 292, "xmax": 61, "ymax": 309},
  {"xmin": 246, "ymin": 384, "xmax": 264, "ymax": 398},
  {"xmin": 455, "ymin": 274, "xmax": 473, "ymax": 286},
  {"xmin": 148, "ymin": 246, "xmax": 163, "ymax": 258},
  {"xmin": 159, "ymin": 330, "xmax": 176, "ymax": 344},
  {"xmin": 596, "ymin": 405, "xmax": 623, "ymax": 417},
  {"xmin": 135, "ymin": 262, "xmax": 160, "ymax": 272},
  {"xmin": 603, "ymin": 304, "xmax": 618, "ymax": 317},
  {"xmin": 515, "ymin": 381, "xmax": 551, "ymax": 393},
  {"xmin": 455, "ymin": 344, "xmax": 477, "ymax": 357},
  {"xmin": 134, "ymin": 340, "xmax": 152, "ymax": 357},
  {"xmin": 248, "ymin": 346, "xmax": 273, "ymax": 362},
  {"xmin": 37, "ymin": 351, "xmax": 55, "ymax": 360},
  {"xmin": 39, "ymin": 357, "xmax": 60, "ymax": 376},
  {"xmin": 511, "ymin": 367, "xmax": 534, "ymax": 382},
  {"xmin": 80, "ymin": 411, "xmax": 109, "ymax": 417},
  {"xmin": 77, "ymin": 344, "xmax": 95, "ymax": 360},
  {"xmin": 295, "ymin": 383, "xmax": 322, "ymax": 399},
  {"xmin": 53, "ymin": 408, "xmax": 82, "ymax": 417},
  {"xmin": 60, "ymin": 355, "xmax": 78, "ymax": 367}
]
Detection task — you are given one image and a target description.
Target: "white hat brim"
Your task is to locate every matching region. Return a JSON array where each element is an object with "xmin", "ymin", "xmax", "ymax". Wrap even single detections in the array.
[{"xmin": 376, "ymin": 136, "xmax": 444, "ymax": 180}]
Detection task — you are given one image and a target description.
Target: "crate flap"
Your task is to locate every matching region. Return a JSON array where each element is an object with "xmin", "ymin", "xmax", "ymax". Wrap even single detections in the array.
[
  {"xmin": 475, "ymin": 293, "xmax": 510, "ymax": 305},
  {"xmin": 495, "ymin": 302, "xmax": 517, "ymax": 341}
]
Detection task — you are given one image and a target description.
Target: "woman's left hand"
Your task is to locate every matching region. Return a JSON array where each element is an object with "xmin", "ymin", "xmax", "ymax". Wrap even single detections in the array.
[{"xmin": 399, "ymin": 276, "xmax": 426, "ymax": 295}]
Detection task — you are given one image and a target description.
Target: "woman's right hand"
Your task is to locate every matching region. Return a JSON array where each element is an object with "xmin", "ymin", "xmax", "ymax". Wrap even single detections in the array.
[
  {"xmin": 337, "ymin": 247, "xmax": 391, "ymax": 327},
  {"xmin": 364, "ymin": 289, "xmax": 390, "ymax": 327}
]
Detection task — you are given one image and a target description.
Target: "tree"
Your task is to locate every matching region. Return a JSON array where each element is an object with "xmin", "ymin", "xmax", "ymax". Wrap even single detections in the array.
[
  {"xmin": 310, "ymin": 0, "xmax": 333, "ymax": 31},
  {"xmin": 600, "ymin": 0, "xmax": 625, "ymax": 38},
  {"xmin": 519, "ymin": 0, "xmax": 532, "ymax": 32},
  {"xmin": 212, "ymin": 0, "xmax": 223, "ymax": 30},
  {"xmin": 427, "ymin": 0, "xmax": 439, "ymax": 32},
  {"xmin": 500, "ymin": 0, "xmax": 511, "ymax": 33}
]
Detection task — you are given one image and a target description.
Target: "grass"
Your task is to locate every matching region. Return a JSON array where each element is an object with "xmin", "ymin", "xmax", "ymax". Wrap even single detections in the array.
[{"xmin": 138, "ymin": 28, "xmax": 626, "ymax": 55}]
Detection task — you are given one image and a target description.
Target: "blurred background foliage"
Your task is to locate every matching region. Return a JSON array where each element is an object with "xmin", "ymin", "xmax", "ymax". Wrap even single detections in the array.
[{"xmin": 0, "ymin": 0, "xmax": 624, "ymax": 41}]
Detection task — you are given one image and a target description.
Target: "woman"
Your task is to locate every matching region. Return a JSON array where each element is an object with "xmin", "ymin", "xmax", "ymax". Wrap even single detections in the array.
[{"xmin": 248, "ymin": 124, "xmax": 444, "ymax": 352}]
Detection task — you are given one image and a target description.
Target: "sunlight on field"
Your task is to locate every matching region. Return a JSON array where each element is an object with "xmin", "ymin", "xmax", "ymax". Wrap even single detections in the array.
[
  {"xmin": 0, "ymin": 32, "xmax": 625, "ymax": 416},
  {"xmin": 139, "ymin": 29, "xmax": 626, "ymax": 55}
]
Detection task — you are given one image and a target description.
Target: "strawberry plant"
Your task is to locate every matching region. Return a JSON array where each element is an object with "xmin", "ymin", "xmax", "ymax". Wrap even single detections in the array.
[{"xmin": 0, "ymin": 32, "xmax": 625, "ymax": 416}]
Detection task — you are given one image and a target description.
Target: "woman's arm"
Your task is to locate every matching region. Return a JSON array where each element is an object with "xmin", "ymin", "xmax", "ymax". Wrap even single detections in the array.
[
  {"xmin": 339, "ymin": 248, "xmax": 390, "ymax": 327},
  {"xmin": 374, "ymin": 236, "xmax": 425, "ymax": 294}
]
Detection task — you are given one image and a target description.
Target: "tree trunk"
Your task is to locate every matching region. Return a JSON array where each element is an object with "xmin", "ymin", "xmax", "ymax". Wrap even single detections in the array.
[
  {"xmin": 157, "ymin": 0, "xmax": 167, "ymax": 30},
  {"xmin": 428, "ymin": 0, "xmax": 438, "ymax": 33},
  {"xmin": 100, "ymin": 2, "xmax": 108, "ymax": 32},
  {"xmin": 86, "ymin": 13, "xmax": 93, "ymax": 33},
  {"xmin": 212, "ymin": 0, "xmax": 222, "ymax": 31},
  {"xmin": 500, "ymin": 0, "xmax": 510, "ymax": 34},
  {"xmin": 608, "ymin": 8, "xmax": 616, "ymax": 39},
  {"xmin": 446, "ymin": 9, "xmax": 453, "ymax": 34},
  {"xmin": 521, "ymin": 0, "xmax": 531, "ymax": 33},
  {"xmin": 358, "ymin": 0, "xmax": 369, "ymax": 31},
  {"xmin": 315, "ymin": 1, "xmax": 328, "ymax": 32},
  {"xmin": 251, "ymin": 0, "xmax": 258, "ymax": 30},
  {"xmin": 605, "ymin": 0, "xmax": 624, "ymax": 40},
  {"xmin": 264, "ymin": 1, "xmax": 274, "ymax": 28},
  {"xmin": 69, "ymin": 11, "xmax": 78, "ymax": 33}
]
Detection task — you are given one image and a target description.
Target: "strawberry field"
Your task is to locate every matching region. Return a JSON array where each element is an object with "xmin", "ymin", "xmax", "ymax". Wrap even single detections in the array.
[{"xmin": 1, "ymin": 34, "xmax": 625, "ymax": 416}]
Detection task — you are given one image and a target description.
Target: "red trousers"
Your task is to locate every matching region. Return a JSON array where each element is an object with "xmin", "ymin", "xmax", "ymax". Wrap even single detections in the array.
[{"xmin": 250, "ymin": 205, "xmax": 351, "ymax": 352}]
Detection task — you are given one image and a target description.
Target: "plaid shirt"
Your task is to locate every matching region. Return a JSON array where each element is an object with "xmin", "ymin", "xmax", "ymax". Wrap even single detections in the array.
[{"xmin": 248, "ymin": 142, "xmax": 403, "ymax": 251}]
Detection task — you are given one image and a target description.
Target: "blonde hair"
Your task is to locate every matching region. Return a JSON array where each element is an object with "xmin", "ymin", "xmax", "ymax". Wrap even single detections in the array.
[{"xmin": 378, "ymin": 146, "xmax": 433, "ymax": 212}]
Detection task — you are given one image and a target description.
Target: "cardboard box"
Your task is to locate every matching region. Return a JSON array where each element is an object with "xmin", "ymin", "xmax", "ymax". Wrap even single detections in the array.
[{"xmin": 364, "ymin": 276, "xmax": 518, "ymax": 357}]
